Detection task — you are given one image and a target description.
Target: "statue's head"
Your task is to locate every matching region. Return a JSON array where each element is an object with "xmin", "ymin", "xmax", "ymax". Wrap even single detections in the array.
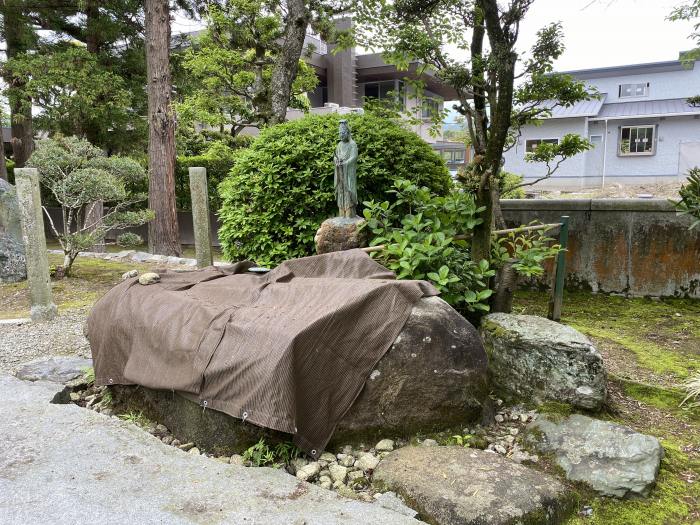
[{"xmin": 339, "ymin": 120, "xmax": 351, "ymax": 142}]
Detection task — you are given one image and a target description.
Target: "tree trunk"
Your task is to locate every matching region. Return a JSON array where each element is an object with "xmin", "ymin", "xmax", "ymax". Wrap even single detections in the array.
[
  {"xmin": 491, "ymin": 259, "xmax": 517, "ymax": 313},
  {"xmin": 3, "ymin": 1, "xmax": 34, "ymax": 167},
  {"xmin": 269, "ymin": 0, "xmax": 310, "ymax": 124},
  {"xmin": 145, "ymin": 0, "xmax": 181, "ymax": 256}
]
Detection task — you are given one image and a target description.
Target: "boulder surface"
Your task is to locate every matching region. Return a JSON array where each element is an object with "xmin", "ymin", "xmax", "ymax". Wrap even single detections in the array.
[
  {"xmin": 0, "ymin": 179, "xmax": 26, "ymax": 283},
  {"xmin": 373, "ymin": 446, "xmax": 575, "ymax": 525},
  {"xmin": 314, "ymin": 216, "xmax": 367, "ymax": 254},
  {"xmin": 480, "ymin": 313, "xmax": 606, "ymax": 410},
  {"xmin": 526, "ymin": 414, "xmax": 663, "ymax": 498},
  {"xmin": 112, "ymin": 296, "xmax": 491, "ymax": 456},
  {"xmin": 15, "ymin": 357, "xmax": 93, "ymax": 384}
]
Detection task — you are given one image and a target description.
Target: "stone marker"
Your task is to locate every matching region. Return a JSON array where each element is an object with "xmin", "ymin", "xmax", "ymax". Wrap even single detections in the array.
[
  {"xmin": 0, "ymin": 179, "xmax": 27, "ymax": 283},
  {"xmin": 14, "ymin": 168, "xmax": 57, "ymax": 322},
  {"xmin": 480, "ymin": 313, "xmax": 606, "ymax": 410},
  {"xmin": 315, "ymin": 216, "xmax": 367, "ymax": 254},
  {"xmin": 373, "ymin": 446, "xmax": 575, "ymax": 525},
  {"xmin": 526, "ymin": 414, "xmax": 664, "ymax": 498},
  {"xmin": 188, "ymin": 167, "xmax": 213, "ymax": 268}
]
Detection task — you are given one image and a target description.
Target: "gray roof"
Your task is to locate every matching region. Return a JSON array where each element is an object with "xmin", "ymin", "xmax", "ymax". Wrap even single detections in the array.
[
  {"xmin": 593, "ymin": 98, "xmax": 700, "ymax": 119},
  {"xmin": 558, "ymin": 59, "xmax": 694, "ymax": 80},
  {"xmin": 547, "ymin": 95, "xmax": 606, "ymax": 118}
]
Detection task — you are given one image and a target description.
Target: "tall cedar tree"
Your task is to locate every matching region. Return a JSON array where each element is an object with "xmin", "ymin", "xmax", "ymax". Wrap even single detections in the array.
[
  {"xmin": 145, "ymin": 0, "xmax": 181, "ymax": 256},
  {"xmin": 355, "ymin": 0, "xmax": 594, "ymax": 263}
]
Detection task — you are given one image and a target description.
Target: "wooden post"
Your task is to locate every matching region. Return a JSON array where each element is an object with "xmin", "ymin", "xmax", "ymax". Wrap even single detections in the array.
[
  {"xmin": 14, "ymin": 168, "xmax": 57, "ymax": 321},
  {"xmin": 188, "ymin": 167, "xmax": 213, "ymax": 268},
  {"xmin": 548, "ymin": 216, "xmax": 570, "ymax": 322}
]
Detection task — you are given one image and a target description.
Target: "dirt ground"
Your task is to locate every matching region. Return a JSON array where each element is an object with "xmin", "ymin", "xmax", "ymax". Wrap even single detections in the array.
[{"xmin": 530, "ymin": 181, "xmax": 683, "ymax": 200}]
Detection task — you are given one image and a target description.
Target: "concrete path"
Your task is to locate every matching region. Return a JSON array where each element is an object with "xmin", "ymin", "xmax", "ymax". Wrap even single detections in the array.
[{"xmin": 0, "ymin": 375, "xmax": 420, "ymax": 524}]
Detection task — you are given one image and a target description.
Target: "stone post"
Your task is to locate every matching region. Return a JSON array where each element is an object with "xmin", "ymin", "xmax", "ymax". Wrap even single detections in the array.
[
  {"xmin": 14, "ymin": 168, "xmax": 58, "ymax": 322},
  {"xmin": 188, "ymin": 167, "xmax": 213, "ymax": 268}
]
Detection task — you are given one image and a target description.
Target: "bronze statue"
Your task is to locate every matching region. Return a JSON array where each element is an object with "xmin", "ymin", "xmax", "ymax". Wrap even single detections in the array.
[{"xmin": 333, "ymin": 120, "xmax": 358, "ymax": 218}]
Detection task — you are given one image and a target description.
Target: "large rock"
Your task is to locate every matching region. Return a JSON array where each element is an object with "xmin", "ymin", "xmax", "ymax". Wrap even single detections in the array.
[
  {"xmin": 480, "ymin": 314, "xmax": 606, "ymax": 410},
  {"xmin": 0, "ymin": 179, "xmax": 26, "ymax": 283},
  {"xmin": 15, "ymin": 357, "xmax": 93, "ymax": 384},
  {"xmin": 373, "ymin": 446, "xmax": 575, "ymax": 525},
  {"xmin": 526, "ymin": 414, "xmax": 663, "ymax": 498},
  {"xmin": 0, "ymin": 374, "xmax": 422, "ymax": 524},
  {"xmin": 111, "ymin": 296, "xmax": 491, "ymax": 456},
  {"xmin": 314, "ymin": 216, "xmax": 368, "ymax": 254}
]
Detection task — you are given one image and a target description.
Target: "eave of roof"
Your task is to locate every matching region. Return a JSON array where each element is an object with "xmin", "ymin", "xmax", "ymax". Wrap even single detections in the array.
[
  {"xmin": 590, "ymin": 98, "xmax": 700, "ymax": 120},
  {"xmin": 558, "ymin": 59, "xmax": 695, "ymax": 80}
]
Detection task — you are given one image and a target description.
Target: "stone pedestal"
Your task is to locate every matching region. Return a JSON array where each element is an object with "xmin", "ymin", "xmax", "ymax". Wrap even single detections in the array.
[{"xmin": 314, "ymin": 216, "xmax": 368, "ymax": 255}]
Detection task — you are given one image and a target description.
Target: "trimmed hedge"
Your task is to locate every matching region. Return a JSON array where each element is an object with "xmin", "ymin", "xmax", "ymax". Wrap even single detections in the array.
[{"xmin": 218, "ymin": 112, "xmax": 452, "ymax": 265}]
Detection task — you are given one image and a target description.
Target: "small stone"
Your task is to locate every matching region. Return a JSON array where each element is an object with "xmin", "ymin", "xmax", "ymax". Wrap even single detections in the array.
[
  {"xmin": 171, "ymin": 439, "xmax": 181, "ymax": 447},
  {"xmin": 332, "ymin": 480, "xmax": 345, "ymax": 490},
  {"xmin": 319, "ymin": 475, "xmax": 331, "ymax": 484},
  {"xmin": 494, "ymin": 444, "xmax": 507, "ymax": 455},
  {"xmin": 329, "ymin": 464, "xmax": 348, "ymax": 483},
  {"xmin": 320, "ymin": 480, "xmax": 332, "ymax": 490},
  {"xmin": 495, "ymin": 399, "xmax": 503, "ymax": 406},
  {"xmin": 229, "ymin": 454, "xmax": 245, "ymax": 466},
  {"xmin": 154, "ymin": 424, "xmax": 168, "ymax": 436},
  {"xmin": 296, "ymin": 461, "xmax": 321, "ymax": 482},
  {"xmin": 509, "ymin": 428, "xmax": 519, "ymax": 436},
  {"xmin": 505, "ymin": 435, "xmax": 515, "ymax": 444},
  {"xmin": 216, "ymin": 456, "xmax": 230, "ymax": 464},
  {"xmin": 290, "ymin": 457, "xmax": 309, "ymax": 474},
  {"xmin": 520, "ymin": 414, "xmax": 529, "ymax": 423},
  {"xmin": 511, "ymin": 413, "xmax": 520, "ymax": 421},
  {"xmin": 138, "ymin": 272, "xmax": 161, "ymax": 285},
  {"xmin": 347, "ymin": 470, "xmax": 365, "ymax": 482},
  {"xmin": 319, "ymin": 452, "xmax": 336, "ymax": 463},
  {"xmin": 356, "ymin": 453, "xmax": 380, "ymax": 471},
  {"xmin": 188, "ymin": 447, "xmax": 200, "ymax": 455},
  {"xmin": 337, "ymin": 453, "xmax": 355, "ymax": 467},
  {"xmin": 375, "ymin": 439, "xmax": 394, "ymax": 452},
  {"xmin": 342, "ymin": 445, "xmax": 353, "ymax": 455},
  {"xmin": 121, "ymin": 269, "xmax": 138, "ymax": 280},
  {"xmin": 319, "ymin": 469, "xmax": 330, "ymax": 479},
  {"xmin": 495, "ymin": 414, "xmax": 504, "ymax": 423},
  {"xmin": 161, "ymin": 436, "xmax": 174, "ymax": 445},
  {"xmin": 178, "ymin": 442, "xmax": 194, "ymax": 451},
  {"xmin": 421, "ymin": 439, "xmax": 438, "ymax": 447},
  {"xmin": 69, "ymin": 392, "xmax": 81, "ymax": 402},
  {"xmin": 101, "ymin": 408, "xmax": 114, "ymax": 417}
]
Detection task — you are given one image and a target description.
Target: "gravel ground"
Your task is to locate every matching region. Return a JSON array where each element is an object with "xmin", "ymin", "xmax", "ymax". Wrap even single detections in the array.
[{"xmin": 0, "ymin": 308, "xmax": 90, "ymax": 374}]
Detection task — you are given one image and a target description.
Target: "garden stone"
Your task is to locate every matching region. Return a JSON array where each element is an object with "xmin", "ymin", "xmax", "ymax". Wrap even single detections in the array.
[
  {"xmin": 15, "ymin": 357, "xmax": 92, "ymax": 384},
  {"xmin": 296, "ymin": 461, "xmax": 321, "ymax": 481},
  {"xmin": 374, "ymin": 492, "xmax": 418, "ymax": 519},
  {"xmin": 188, "ymin": 447, "xmax": 200, "ymax": 455},
  {"xmin": 421, "ymin": 439, "xmax": 438, "ymax": 447},
  {"xmin": 373, "ymin": 446, "xmax": 575, "ymax": 525},
  {"xmin": 375, "ymin": 439, "xmax": 394, "ymax": 452},
  {"xmin": 480, "ymin": 313, "xmax": 606, "ymax": 410},
  {"xmin": 526, "ymin": 415, "xmax": 664, "ymax": 498},
  {"xmin": 109, "ymin": 295, "xmax": 490, "ymax": 457},
  {"xmin": 319, "ymin": 452, "xmax": 336, "ymax": 463},
  {"xmin": 356, "ymin": 453, "xmax": 380, "ymax": 471},
  {"xmin": 138, "ymin": 272, "xmax": 161, "ymax": 285},
  {"xmin": 328, "ymin": 464, "xmax": 348, "ymax": 483},
  {"xmin": 122, "ymin": 269, "xmax": 138, "ymax": 280},
  {"xmin": 314, "ymin": 216, "xmax": 367, "ymax": 254},
  {"xmin": 0, "ymin": 179, "xmax": 26, "ymax": 283},
  {"xmin": 230, "ymin": 454, "xmax": 244, "ymax": 466}
]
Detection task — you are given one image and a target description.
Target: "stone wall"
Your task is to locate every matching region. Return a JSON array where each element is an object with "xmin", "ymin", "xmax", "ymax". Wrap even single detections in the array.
[{"xmin": 502, "ymin": 199, "xmax": 700, "ymax": 298}]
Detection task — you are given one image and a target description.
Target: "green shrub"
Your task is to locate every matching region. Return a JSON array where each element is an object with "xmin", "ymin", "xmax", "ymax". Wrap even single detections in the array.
[
  {"xmin": 674, "ymin": 167, "xmax": 700, "ymax": 229},
  {"xmin": 175, "ymin": 139, "xmax": 252, "ymax": 212},
  {"xmin": 5, "ymin": 158, "xmax": 14, "ymax": 184},
  {"xmin": 218, "ymin": 113, "xmax": 452, "ymax": 264},
  {"xmin": 116, "ymin": 232, "xmax": 143, "ymax": 248}
]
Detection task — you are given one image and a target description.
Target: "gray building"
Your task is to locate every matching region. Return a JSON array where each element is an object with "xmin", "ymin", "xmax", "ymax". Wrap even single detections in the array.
[{"xmin": 502, "ymin": 57, "xmax": 700, "ymax": 188}]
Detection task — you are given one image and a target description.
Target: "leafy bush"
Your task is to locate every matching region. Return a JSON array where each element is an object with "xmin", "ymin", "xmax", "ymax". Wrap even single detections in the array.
[
  {"xmin": 116, "ymin": 232, "xmax": 143, "ymax": 248},
  {"xmin": 675, "ymin": 168, "xmax": 700, "ymax": 229},
  {"xmin": 5, "ymin": 158, "xmax": 14, "ymax": 184},
  {"xmin": 363, "ymin": 179, "xmax": 494, "ymax": 313},
  {"xmin": 681, "ymin": 371, "xmax": 700, "ymax": 408},
  {"xmin": 175, "ymin": 140, "xmax": 250, "ymax": 211},
  {"xmin": 218, "ymin": 113, "xmax": 452, "ymax": 264}
]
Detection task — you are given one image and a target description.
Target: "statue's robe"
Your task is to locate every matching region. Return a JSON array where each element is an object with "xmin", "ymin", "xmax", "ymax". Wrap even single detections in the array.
[{"xmin": 334, "ymin": 139, "xmax": 358, "ymax": 217}]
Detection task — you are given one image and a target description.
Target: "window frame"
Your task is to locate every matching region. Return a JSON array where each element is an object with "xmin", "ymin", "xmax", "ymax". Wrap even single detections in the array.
[
  {"xmin": 524, "ymin": 138, "xmax": 559, "ymax": 156},
  {"xmin": 618, "ymin": 82, "xmax": 649, "ymax": 99},
  {"xmin": 617, "ymin": 124, "xmax": 657, "ymax": 157}
]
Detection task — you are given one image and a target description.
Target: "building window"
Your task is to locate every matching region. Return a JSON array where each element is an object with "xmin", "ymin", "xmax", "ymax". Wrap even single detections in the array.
[
  {"xmin": 525, "ymin": 138, "xmax": 558, "ymax": 154},
  {"xmin": 363, "ymin": 80, "xmax": 405, "ymax": 110},
  {"xmin": 619, "ymin": 125, "xmax": 655, "ymax": 155},
  {"xmin": 619, "ymin": 82, "xmax": 649, "ymax": 98},
  {"xmin": 421, "ymin": 98, "xmax": 441, "ymax": 119},
  {"xmin": 440, "ymin": 149, "xmax": 466, "ymax": 165}
]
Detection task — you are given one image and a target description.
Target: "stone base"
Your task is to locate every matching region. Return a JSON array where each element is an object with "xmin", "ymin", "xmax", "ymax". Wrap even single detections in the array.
[
  {"xmin": 314, "ymin": 216, "xmax": 368, "ymax": 255},
  {"xmin": 30, "ymin": 303, "xmax": 58, "ymax": 322},
  {"xmin": 109, "ymin": 296, "xmax": 491, "ymax": 456}
]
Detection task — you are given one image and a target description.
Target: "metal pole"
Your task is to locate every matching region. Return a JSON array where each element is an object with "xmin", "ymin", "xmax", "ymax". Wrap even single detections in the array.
[{"xmin": 548, "ymin": 216, "xmax": 570, "ymax": 322}]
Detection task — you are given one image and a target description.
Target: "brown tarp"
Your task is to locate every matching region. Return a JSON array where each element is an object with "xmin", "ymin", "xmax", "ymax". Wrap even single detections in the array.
[{"xmin": 87, "ymin": 249, "xmax": 438, "ymax": 457}]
